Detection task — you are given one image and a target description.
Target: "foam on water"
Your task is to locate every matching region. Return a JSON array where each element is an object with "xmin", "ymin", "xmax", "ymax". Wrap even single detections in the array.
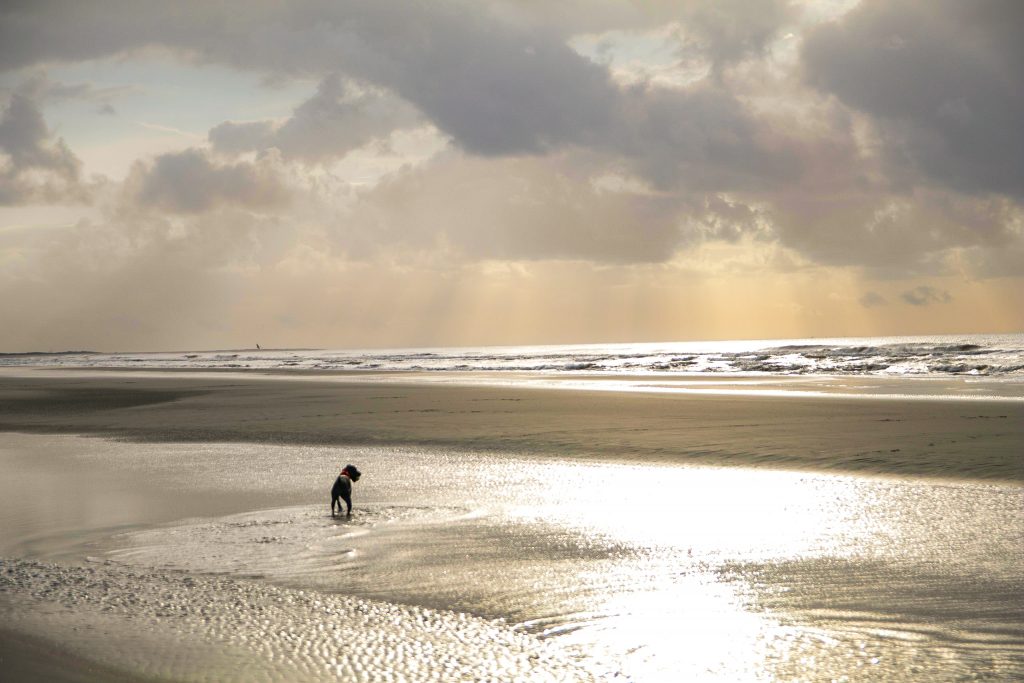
[{"xmin": 4, "ymin": 333, "xmax": 1023, "ymax": 379}]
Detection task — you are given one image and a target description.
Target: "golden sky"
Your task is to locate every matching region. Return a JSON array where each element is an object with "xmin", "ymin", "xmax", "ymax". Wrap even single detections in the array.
[{"xmin": 1, "ymin": 1, "xmax": 1021, "ymax": 351}]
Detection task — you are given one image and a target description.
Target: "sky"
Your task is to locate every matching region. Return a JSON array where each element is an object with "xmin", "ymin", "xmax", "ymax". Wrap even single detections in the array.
[{"xmin": 0, "ymin": 0, "xmax": 1021, "ymax": 352}]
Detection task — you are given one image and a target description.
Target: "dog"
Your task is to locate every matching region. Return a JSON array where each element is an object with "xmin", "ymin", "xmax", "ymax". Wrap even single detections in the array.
[{"xmin": 331, "ymin": 464, "xmax": 362, "ymax": 517}]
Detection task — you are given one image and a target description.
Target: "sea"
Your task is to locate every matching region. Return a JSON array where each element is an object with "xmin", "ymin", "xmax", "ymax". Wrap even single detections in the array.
[{"xmin": 4, "ymin": 332, "xmax": 1023, "ymax": 377}]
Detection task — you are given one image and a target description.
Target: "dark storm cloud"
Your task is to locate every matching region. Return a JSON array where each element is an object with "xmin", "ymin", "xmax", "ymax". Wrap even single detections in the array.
[
  {"xmin": 0, "ymin": 1, "xmax": 786, "ymax": 168},
  {"xmin": 802, "ymin": 0, "xmax": 1024, "ymax": 198},
  {"xmin": 209, "ymin": 75, "xmax": 420, "ymax": 163},
  {"xmin": 900, "ymin": 285, "xmax": 952, "ymax": 307},
  {"xmin": 128, "ymin": 148, "xmax": 290, "ymax": 213},
  {"xmin": 0, "ymin": 1, "xmax": 615, "ymax": 156},
  {"xmin": 0, "ymin": 90, "xmax": 85, "ymax": 204},
  {"xmin": 617, "ymin": 82, "xmax": 801, "ymax": 192}
]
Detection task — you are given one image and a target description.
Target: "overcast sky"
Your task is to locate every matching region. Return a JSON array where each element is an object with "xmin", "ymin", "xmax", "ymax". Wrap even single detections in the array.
[{"xmin": 1, "ymin": 0, "xmax": 1021, "ymax": 351}]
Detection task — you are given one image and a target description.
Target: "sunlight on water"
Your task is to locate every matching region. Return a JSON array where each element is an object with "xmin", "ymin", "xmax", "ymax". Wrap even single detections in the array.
[
  {"xmin": 555, "ymin": 567, "xmax": 785, "ymax": 680},
  {"xmin": 93, "ymin": 446, "xmax": 1022, "ymax": 681},
  {"xmin": 2, "ymin": 434, "xmax": 1022, "ymax": 681},
  {"xmin": 4, "ymin": 332, "xmax": 1023, "ymax": 381},
  {"xmin": 506, "ymin": 464, "xmax": 870, "ymax": 559}
]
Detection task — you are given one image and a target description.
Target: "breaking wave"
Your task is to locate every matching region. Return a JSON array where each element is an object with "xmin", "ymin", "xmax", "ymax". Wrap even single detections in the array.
[{"xmin": 3, "ymin": 333, "xmax": 1023, "ymax": 378}]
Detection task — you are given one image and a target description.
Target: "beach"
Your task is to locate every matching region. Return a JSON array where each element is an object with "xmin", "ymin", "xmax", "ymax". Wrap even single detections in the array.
[
  {"xmin": 1, "ymin": 368, "xmax": 1022, "ymax": 681},
  {"xmin": 5, "ymin": 0, "xmax": 1023, "ymax": 676}
]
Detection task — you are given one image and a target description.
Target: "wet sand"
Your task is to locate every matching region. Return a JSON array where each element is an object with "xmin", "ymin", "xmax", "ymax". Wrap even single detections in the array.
[
  {"xmin": 1, "ymin": 369, "xmax": 1022, "ymax": 681},
  {"xmin": 0, "ymin": 369, "xmax": 1021, "ymax": 482},
  {"xmin": 0, "ymin": 628, "xmax": 169, "ymax": 683}
]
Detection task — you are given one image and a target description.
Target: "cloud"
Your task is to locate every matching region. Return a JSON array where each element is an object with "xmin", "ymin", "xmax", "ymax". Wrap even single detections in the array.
[
  {"xmin": 900, "ymin": 285, "xmax": 952, "ymax": 307},
  {"xmin": 0, "ymin": 90, "xmax": 86, "ymax": 204},
  {"xmin": 137, "ymin": 122, "xmax": 204, "ymax": 141},
  {"xmin": 1, "ymin": 0, "xmax": 1022, "ymax": 278},
  {"xmin": 0, "ymin": 1, "xmax": 791, "ymax": 169},
  {"xmin": 802, "ymin": 0, "xmax": 1024, "ymax": 198},
  {"xmin": 671, "ymin": 0, "xmax": 796, "ymax": 74},
  {"xmin": 0, "ymin": 204, "xmax": 308, "ymax": 350},
  {"xmin": 769, "ymin": 181, "xmax": 1024, "ymax": 274},
  {"xmin": 0, "ymin": 1, "xmax": 875, "ymax": 268},
  {"xmin": 12, "ymin": 71, "xmax": 136, "ymax": 108},
  {"xmin": 209, "ymin": 75, "xmax": 420, "ymax": 163},
  {"xmin": 341, "ymin": 152, "xmax": 689, "ymax": 263},
  {"xmin": 127, "ymin": 148, "xmax": 291, "ymax": 213},
  {"xmin": 859, "ymin": 291, "xmax": 887, "ymax": 308},
  {"xmin": 207, "ymin": 120, "xmax": 275, "ymax": 157},
  {"xmin": 0, "ymin": 1, "xmax": 616, "ymax": 156}
]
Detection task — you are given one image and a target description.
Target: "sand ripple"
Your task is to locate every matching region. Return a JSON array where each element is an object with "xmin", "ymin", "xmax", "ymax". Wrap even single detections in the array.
[{"xmin": 0, "ymin": 558, "xmax": 609, "ymax": 682}]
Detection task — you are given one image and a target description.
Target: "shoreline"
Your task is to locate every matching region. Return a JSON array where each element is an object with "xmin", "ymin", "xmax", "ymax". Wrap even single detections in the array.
[{"xmin": 5, "ymin": 365, "xmax": 1024, "ymax": 400}]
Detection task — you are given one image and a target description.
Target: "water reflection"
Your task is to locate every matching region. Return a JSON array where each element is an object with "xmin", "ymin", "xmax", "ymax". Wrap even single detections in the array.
[
  {"xmin": 3, "ymin": 434, "xmax": 1021, "ymax": 680},
  {"xmin": 105, "ymin": 450, "xmax": 1023, "ymax": 680},
  {"xmin": 519, "ymin": 463, "xmax": 1021, "ymax": 679},
  {"xmin": 507, "ymin": 463, "xmax": 878, "ymax": 560}
]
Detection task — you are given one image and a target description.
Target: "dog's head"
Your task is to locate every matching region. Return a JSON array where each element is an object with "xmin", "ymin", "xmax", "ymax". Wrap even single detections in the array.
[{"xmin": 343, "ymin": 464, "xmax": 362, "ymax": 482}]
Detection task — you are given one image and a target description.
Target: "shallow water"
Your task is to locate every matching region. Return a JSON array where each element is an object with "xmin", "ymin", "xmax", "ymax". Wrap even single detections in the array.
[{"xmin": 1, "ymin": 433, "xmax": 1022, "ymax": 681}]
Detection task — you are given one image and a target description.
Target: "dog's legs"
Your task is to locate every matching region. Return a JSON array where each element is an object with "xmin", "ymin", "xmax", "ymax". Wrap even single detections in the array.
[{"xmin": 342, "ymin": 493, "xmax": 352, "ymax": 517}]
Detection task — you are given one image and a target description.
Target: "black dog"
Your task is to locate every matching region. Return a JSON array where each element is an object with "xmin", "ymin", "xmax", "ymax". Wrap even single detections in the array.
[{"xmin": 331, "ymin": 464, "xmax": 362, "ymax": 517}]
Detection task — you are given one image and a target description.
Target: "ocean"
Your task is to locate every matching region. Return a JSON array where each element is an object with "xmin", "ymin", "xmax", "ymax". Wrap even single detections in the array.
[{"xmin": 4, "ymin": 332, "xmax": 1023, "ymax": 377}]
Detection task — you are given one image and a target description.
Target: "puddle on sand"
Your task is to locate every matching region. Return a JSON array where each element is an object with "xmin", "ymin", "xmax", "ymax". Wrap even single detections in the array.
[{"xmin": 105, "ymin": 503, "xmax": 475, "ymax": 582}]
